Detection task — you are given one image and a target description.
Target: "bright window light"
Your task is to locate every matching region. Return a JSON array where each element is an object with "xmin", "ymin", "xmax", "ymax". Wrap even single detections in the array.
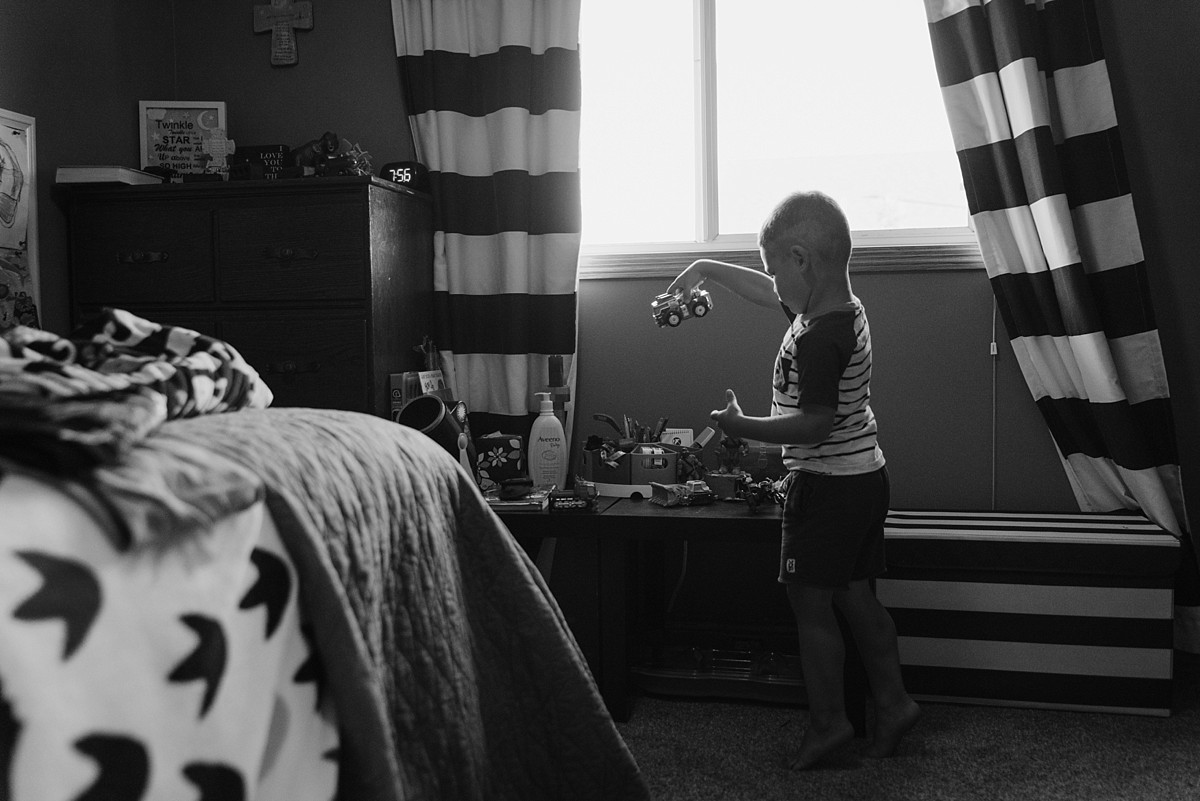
[
  {"xmin": 580, "ymin": 0, "xmax": 696, "ymax": 245},
  {"xmin": 580, "ymin": 0, "xmax": 969, "ymax": 249}
]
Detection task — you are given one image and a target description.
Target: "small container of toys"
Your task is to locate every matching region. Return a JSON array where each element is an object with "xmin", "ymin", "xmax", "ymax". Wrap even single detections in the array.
[
  {"xmin": 581, "ymin": 412, "xmax": 717, "ymax": 498},
  {"xmin": 581, "ymin": 445, "xmax": 674, "ymax": 498}
]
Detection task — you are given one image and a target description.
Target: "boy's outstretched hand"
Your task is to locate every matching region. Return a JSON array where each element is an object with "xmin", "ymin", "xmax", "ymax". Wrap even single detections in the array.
[{"xmin": 710, "ymin": 388, "xmax": 745, "ymax": 435}]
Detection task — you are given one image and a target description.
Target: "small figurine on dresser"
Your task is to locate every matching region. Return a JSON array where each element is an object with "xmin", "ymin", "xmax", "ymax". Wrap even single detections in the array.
[
  {"xmin": 285, "ymin": 132, "xmax": 372, "ymax": 177},
  {"xmin": 290, "ymin": 131, "xmax": 339, "ymax": 169}
]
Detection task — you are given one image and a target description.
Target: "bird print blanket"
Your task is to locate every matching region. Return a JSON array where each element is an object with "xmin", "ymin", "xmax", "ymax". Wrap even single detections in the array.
[{"xmin": 0, "ymin": 466, "xmax": 339, "ymax": 801}]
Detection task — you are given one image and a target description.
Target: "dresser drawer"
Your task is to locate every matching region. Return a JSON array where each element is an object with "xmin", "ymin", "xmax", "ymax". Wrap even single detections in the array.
[
  {"xmin": 71, "ymin": 202, "xmax": 214, "ymax": 304},
  {"xmin": 221, "ymin": 314, "xmax": 369, "ymax": 412},
  {"xmin": 217, "ymin": 201, "xmax": 366, "ymax": 302}
]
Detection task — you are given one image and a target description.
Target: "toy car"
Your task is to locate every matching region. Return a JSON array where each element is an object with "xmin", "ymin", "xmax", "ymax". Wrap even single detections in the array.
[
  {"xmin": 649, "ymin": 479, "xmax": 717, "ymax": 507},
  {"xmin": 651, "ymin": 287, "xmax": 713, "ymax": 327}
]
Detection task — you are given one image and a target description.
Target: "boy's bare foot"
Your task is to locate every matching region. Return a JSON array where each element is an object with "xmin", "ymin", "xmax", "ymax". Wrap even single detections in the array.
[
  {"xmin": 788, "ymin": 718, "xmax": 856, "ymax": 770},
  {"xmin": 864, "ymin": 698, "xmax": 921, "ymax": 758}
]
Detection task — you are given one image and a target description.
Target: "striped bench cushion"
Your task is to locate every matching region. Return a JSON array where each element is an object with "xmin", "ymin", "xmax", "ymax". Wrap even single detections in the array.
[{"xmin": 879, "ymin": 510, "xmax": 1181, "ymax": 716}]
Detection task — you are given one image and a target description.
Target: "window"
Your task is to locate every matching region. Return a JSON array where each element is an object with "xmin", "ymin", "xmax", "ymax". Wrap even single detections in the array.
[{"xmin": 579, "ymin": 0, "xmax": 977, "ymax": 273}]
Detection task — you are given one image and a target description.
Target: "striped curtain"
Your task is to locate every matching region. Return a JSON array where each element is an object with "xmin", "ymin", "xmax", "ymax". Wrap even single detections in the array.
[
  {"xmin": 923, "ymin": 0, "xmax": 1198, "ymax": 652},
  {"xmin": 391, "ymin": 0, "xmax": 582, "ymax": 441}
]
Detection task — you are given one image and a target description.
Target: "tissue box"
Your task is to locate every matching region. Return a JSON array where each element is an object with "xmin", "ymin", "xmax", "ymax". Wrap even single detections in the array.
[{"xmin": 475, "ymin": 434, "xmax": 525, "ymax": 490}]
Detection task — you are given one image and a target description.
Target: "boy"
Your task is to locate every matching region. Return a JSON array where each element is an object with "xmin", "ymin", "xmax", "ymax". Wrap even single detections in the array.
[{"xmin": 667, "ymin": 191, "xmax": 920, "ymax": 769}]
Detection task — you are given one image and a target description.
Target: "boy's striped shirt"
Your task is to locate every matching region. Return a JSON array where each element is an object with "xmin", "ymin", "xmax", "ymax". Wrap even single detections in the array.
[{"xmin": 772, "ymin": 300, "xmax": 885, "ymax": 475}]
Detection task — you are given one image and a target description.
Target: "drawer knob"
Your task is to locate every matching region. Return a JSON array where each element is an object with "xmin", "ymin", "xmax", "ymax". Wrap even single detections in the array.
[
  {"xmin": 264, "ymin": 360, "xmax": 322, "ymax": 375},
  {"xmin": 265, "ymin": 246, "xmax": 319, "ymax": 261},
  {"xmin": 116, "ymin": 250, "xmax": 169, "ymax": 264}
]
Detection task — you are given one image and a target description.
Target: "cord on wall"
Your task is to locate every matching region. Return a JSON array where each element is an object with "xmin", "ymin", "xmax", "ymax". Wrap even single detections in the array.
[
  {"xmin": 667, "ymin": 541, "xmax": 689, "ymax": 614},
  {"xmin": 991, "ymin": 298, "xmax": 999, "ymax": 511}
]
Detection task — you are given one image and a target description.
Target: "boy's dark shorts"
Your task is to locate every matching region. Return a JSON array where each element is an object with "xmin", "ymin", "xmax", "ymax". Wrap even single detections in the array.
[{"xmin": 778, "ymin": 466, "xmax": 890, "ymax": 589}]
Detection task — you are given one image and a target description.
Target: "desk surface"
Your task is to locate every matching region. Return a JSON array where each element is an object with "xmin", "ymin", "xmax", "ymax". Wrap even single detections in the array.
[
  {"xmin": 500, "ymin": 497, "xmax": 783, "ymax": 541},
  {"xmin": 601, "ymin": 497, "xmax": 780, "ymax": 521}
]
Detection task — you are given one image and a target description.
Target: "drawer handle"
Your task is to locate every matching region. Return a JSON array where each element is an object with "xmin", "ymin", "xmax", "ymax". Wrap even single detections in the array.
[
  {"xmin": 264, "ymin": 360, "xmax": 322, "ymax": 375},
  {"xmin": 116, "ymin": 250, "xmax": 169, "ymax": 264},
  {"xmin": 265, "ymin": 246, "xmax": 319, "ymax": 261}
]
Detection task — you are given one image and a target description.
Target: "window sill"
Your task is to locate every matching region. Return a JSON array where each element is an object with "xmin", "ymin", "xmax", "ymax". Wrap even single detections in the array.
[{"xmin": 578, "ymin": 233, "xmax": 984, "ymax": 280}]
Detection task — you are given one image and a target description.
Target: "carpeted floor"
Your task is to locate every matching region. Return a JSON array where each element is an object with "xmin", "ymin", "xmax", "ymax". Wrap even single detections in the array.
[{"xmin": 615, "ymin": 652, "xmax": 1200, "ymax": 801}]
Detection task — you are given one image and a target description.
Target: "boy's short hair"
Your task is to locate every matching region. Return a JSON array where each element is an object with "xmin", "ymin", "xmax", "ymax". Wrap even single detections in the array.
[{"xmin": 759, "ymin": 191, "xmax": 852, "ymax": 269}]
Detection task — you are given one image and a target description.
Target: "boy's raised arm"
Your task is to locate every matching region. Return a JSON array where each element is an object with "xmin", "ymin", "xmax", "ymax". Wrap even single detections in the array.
[{"xmin": 669, "ymin": 259, "xmax": 779, "ymax": 309}]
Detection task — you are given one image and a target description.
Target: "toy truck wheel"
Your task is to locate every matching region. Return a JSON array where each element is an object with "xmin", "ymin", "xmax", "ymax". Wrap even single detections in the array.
[
  {"xmin": 690, "ymin": 301, "xmax": 709, "ymax": 317},
  {"xmin": 667, "ymin": 312, "xmax": 683, "ymax": 327}
]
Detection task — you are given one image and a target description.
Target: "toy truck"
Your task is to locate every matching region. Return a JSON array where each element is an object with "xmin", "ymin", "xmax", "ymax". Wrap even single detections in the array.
[{"xmin": 651, "ymin": 287, "xmax": 713, "ymax": 327}]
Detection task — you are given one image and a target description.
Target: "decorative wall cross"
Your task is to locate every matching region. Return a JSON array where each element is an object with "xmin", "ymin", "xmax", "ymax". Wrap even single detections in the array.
[{"xmin": 253, "ymin": 0, "xmax": 313, "ymax": 66}]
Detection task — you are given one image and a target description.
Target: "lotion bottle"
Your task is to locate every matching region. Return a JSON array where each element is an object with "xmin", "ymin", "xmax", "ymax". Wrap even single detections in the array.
[{"xmin": 528, "ymin": 391, "xmax": 568, "ymax": 489}]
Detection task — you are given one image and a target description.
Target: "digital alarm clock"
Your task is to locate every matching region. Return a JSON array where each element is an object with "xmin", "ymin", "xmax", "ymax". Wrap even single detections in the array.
[{"xmin": 379, "ymin": 161, "xmax": 431, "ymax": 194}]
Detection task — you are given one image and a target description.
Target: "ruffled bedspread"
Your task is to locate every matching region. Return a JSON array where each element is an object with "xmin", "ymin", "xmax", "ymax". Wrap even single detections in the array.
[
  {"xmin": 138, "ymin": 408, "xmax": 650, "ymax": 801},
  {"xmin": 0, "ymin": 308, "xmax": 272, "ymax": 473}
]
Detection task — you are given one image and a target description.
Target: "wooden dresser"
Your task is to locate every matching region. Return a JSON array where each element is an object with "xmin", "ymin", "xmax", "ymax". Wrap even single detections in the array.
[{"xmin": 66, "ymin": 176, "xmax": 433, "ymax": 418}]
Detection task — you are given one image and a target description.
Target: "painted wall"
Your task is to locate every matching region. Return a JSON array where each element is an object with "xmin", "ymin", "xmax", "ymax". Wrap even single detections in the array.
[
  {"xmin": 169, "ymin": 0, "xmax": 417, "ymax": 174},
  {"xmin": 0, "ymin": 2, "xmax": 175, "ymax": 335},
  {"xmin": 2, "ymin": 1, "xmax": 1194, "ymax": 523}
]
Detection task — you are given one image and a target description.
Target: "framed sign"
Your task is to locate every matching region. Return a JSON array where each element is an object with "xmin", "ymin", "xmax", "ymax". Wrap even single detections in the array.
[
  {"xmin": 138, "ymin": 100, "xmax": 230, "ymax": 174},
  {"xmin": 0, "ymin": 107, "xmax": 39, "ymax": 331}
]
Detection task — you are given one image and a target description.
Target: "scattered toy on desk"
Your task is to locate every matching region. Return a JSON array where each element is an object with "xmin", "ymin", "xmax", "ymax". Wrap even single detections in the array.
[
  {"xmin": 666, "ymin": 426, "xmax": 716, "ymax": 482},
  {"xmin": 742, "ymin": 477, "xmax": 787, "ymax": 514},
  {"xmin": 651, "ymin": 287, "xmax": 713, "ymax": 328},
  {"xmin": 705, "ymin": 471, "xmax": 750, "ymax": 501},
  {"xmin": 592, "ymin": 414, "xmax": 637, "ymax": 451},
  {"xmin": 550, "ymin": 478, "xmax": 599, "ymax": 513},
  {"xmin": 583, "ymin": 435, "xmax": 629, "ymax": 469},
  {"xmin": 650, "ymin": 480, "xmax": 717, "ymax": 508},
  {"xmin": 716, "ymin": 434, "xmax": 751, "ymax": 474},
  {"xmin": 677, "ymin": 450, "xmax": 706, "ymax": 482}
]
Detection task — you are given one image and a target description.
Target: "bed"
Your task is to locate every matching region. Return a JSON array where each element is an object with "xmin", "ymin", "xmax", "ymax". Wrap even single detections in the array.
[{"xmin": 0, "ymin": 309, "xmax": 650, "ymax": 800}]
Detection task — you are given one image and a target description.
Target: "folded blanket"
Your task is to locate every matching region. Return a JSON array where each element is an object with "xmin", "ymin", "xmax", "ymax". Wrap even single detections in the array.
[{"xmin": 0, "ymin": 309, "xmax": 273, "ymax": 472}]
